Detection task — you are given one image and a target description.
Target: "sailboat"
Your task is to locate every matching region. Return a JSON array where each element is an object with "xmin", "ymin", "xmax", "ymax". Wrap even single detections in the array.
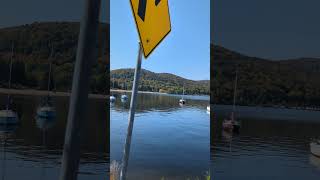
[
  {"xmin": 179, "ymin": 86, "xmax": 186, "ymax": 105},
  {"xmin": 0, "ymin": 43, "xmax": 19, "ymax": 125},
  {"xmin": 223, "ymin": 67, "xmax": 240, "ymax": 133},
  {"xmin": 36, "ymin": 45, "xmax": 56, "ymax": 119},
  {"xmin": 110, "ymin": 74, "xmax": 116, "ymax": 103}
]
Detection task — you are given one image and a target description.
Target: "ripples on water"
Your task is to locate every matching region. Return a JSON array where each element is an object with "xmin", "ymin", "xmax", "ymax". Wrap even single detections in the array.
[
  {"xmin": 0, "ymin": 94, "xmax": 109, "ymax": 180},
  {"xmin": 111, "ymin": 92, "xmax": 210, "ymax": 180},
  {"xmin": 211, "ymin": 105, "xmax": 320, "ymax": 180}
]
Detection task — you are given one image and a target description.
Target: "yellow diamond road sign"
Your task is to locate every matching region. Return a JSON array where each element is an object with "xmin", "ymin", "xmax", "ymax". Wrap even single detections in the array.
[{"xmin": 130, "ymin": 0, "xmax": 171, "ymax": 58}]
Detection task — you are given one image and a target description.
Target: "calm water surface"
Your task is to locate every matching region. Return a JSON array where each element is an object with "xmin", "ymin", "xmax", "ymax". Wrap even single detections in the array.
[
  {"xmin": 211, "ymin": 105, "xmax": 320, "ymax": 180},
  {"xmin": 111, "ymin": 92, "xmax": 210, "ymax": 180},
  {"xmin": 0, "ymin": 94, "xmax": 109, "ymax": 180}
]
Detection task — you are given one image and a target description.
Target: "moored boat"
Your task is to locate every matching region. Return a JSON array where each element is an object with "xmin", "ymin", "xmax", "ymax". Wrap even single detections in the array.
[
  {"xmin": 311, "ymin": 140, "xmax": 320, "ymax": 158},
  {"xmin": 36, "ymin": 106, "xmax": 56, "ymax": 118},
  {"xmin": 0, "ymin": 110, "xmax": 18, "ymax": 125},
  {"xmin": 179, "ymin": 86, "xmax": 186, "ymax": 105}
]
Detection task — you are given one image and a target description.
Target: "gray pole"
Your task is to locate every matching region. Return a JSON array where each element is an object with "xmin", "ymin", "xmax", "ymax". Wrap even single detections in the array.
[
  {"xmin": 59, "ymin": 0, "xmax": 101, "ymax": 180},
  {"xmin": 120, "ymin": 43, "xmax": 143, "ymax": 180},
  {"xmin": 6, "ymin": 43, "xmax": 14, "ymax": 110},
  {"xmin": 47, "ymin": 45, "xmax": 54, "ymax": 94}
]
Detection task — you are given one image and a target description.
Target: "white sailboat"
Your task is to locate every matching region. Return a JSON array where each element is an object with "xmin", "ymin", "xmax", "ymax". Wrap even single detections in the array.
[
  {"xmin": 0, "ymin": 43, "xmax": 18, "ymax": 125},
  {"xmin": 36, "ymin": 45, "xmax": 56, "ymax": 119},
  {"xmin": 179, "ymin": 86, "xmax": 186, "ymax": 105}
]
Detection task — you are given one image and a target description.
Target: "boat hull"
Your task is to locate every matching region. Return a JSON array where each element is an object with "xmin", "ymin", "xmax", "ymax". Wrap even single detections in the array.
[
  {"xmin": 0, "ymin": 110, "xmax": 19, "ymax": 125},
  {"xmin": 311, "ymin": 142, "xmax": 320, "ymax": 157},
  {"xmin": 36, "ymin": 107, "xmax": 56, "ymax": 118}
]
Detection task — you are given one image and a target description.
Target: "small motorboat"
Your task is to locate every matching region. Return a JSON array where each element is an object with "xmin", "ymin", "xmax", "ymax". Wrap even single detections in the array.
[
  {"xmin": 0, "ymin": 110, "xmax": 19, "ymax": 125},
  {"xmin": 207, "ymin": 105, "xmax": 210, "ymax": 114},
  {"xmin": 110, "ymin": 95, "xmax": 116, "ymax": 102},
  {"xmin": 310, "ymin": 140, "xmax": 320, "ymax": 158}
]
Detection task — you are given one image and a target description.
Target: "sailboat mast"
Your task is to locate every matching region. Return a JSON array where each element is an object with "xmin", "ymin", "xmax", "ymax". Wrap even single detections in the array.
[
  {"xmin": 112, "ymin": 74, "xmax": 115, "ymax": 89},
  {"xmin": 182, "ymin": 85, "xmax": 185, "ymax": 99},
  {"xmin": 232, "ymin": 68, "xmax": 238, "ymax": 112},
  {"xmin": 8, "ymin": 44, "xmax": 14, "ymax": 90},
  {"xmin": 47, "ymin": 46, "xmax": 54, "ymax": 94},
  {"xmin": 6, "ymin": 43, "xmax": 14, "ymax": 110}
]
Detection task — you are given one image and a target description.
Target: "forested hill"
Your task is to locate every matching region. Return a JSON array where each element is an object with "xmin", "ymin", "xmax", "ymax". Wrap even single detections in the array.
[
  {"xmin": 211, "ymin": 44, "xmax": 320, "ymax": 107},
  {"xmin": 111, "ymin": 69, "xmax": 210, "ymax": 95},
  {"xmin": 0, "ymin": 22, "xmax": 109, "ymax": 94}
]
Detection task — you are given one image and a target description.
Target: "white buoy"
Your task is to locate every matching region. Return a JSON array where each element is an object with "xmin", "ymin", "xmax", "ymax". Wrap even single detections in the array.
[
  {"xmin": 179, "ymin": 99, "xmax": 186, "ymax": 105},
  {"xmin": 110, "ymin": 95, "xmax": 116, "ymax": 102},
  {"xmin": 121, "ymin": 94, "xmax": 128, "ymax": 102}
]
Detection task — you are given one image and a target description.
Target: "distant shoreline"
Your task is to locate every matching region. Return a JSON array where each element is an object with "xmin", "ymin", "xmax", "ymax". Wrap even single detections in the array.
[
  {"xmin": 0, "ymin": 88, "xmax": 107, "ymax": 99},
  {"xmin": 110, "ymin": 89, "xmax": 210, "ymax": 97},
  {"xmin": 0, "ymin": 88, "xmax": 209, "ymax": 99},
  {"xmin": 111, "ymin": 89, "xmax": 168, "ymax": 95}
]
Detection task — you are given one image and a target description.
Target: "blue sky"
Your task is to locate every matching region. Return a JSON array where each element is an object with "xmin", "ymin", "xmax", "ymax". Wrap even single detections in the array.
[
  {"xmin": 0, "ymin": 0, "xmax": 107, "ymax": 28},
  {"xmin": 111, "ymin": 0, "xmax": 210, "ymax": 80},
  {"xmin": 213, "ymin": 0, "xmax": 320, "ymax": 60}
]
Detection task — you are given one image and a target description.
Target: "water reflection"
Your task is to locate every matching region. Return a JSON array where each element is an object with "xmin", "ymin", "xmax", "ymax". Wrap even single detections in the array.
[
  {"xmin": 111, "ymin": 92, "xmax": 210, "ymax": 179},
  {"xmin": 310, "ymin": 154, "xmax": 320, "ymax": 170},
  {"xmin": 0, "ymin": 94, "xmax": 108, "ymax": 180},
  {"xmin": 111, "ymin": 92, "xmax": 209, "ymax": 113},
  {"xmin": 212, "ymin": 105, "xmax": 320, "ymax": 180},
  {"xmin": 1, "ymin": 123, "xmax": 18, "ymax": 180},
  {"xmin": 36, "ymin": 102, "xmax": 57, "ymax": 180},
  {"xmin": 36, "ymin": 101, "xmax": 57, "ymax": 131}
]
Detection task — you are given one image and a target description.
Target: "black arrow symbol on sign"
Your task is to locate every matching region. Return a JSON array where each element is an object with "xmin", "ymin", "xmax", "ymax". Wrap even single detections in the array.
[{"xmin": 138, "ymin": 0, "xmax": 162, "ymax": 22}]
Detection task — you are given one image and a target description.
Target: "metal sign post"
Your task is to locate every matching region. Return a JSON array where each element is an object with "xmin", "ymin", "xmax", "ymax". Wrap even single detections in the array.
[
  {"xmin": 120, "ymin": 42, "xmax": 143, "ymax": 180},
  {"xmin": 59, "ymin": 0, "xmax": 101, "ymax": 180},
  {"xmin": 119, "ymin": 1, "xmax": 171, "ymax": 179}
]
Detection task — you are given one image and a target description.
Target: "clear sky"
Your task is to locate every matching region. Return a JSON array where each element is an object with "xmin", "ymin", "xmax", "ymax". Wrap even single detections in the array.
[
  {"xmin": 111, "ymin": 0, "xmax": 210, "ymax": 80},
  {"xmin": 0, "ymin": 0, "xmax": 108, "ymax": 28},
  {"xmin": 213, "ymin": 0, "xmax": 320, "ymax": 60}
]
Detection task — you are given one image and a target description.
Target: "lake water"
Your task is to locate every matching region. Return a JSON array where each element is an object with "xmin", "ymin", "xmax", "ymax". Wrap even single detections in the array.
[
  {"xmin": 211, "ymin": 105, "xmax": 320, "ymax": 180},
  {"xmin": 111, "ymin": 92, "xmax": 210, "ymax": 180},
  {"xmin": 0, "ymin": 93, "xmax": 109, "ymax": 180}
]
